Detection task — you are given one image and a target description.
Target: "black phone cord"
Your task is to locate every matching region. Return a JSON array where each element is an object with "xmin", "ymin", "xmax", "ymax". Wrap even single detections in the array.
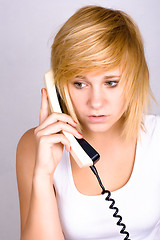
[{"xmin": 90, "ymin": 165, "xmax": 131, "ymax": 240}]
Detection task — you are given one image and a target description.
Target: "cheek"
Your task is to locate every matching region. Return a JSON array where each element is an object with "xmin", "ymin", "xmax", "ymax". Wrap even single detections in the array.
[
  {"xmin": 111, "ymin": 91, "xmax": 126, "ymax": 113},
  {"xmin": 69, "ymin": 91, "xmax": 85, "ymax": 114},
  {"xmin": 69, "ymin": 86, "xmax": 87, "ymax": 110}
]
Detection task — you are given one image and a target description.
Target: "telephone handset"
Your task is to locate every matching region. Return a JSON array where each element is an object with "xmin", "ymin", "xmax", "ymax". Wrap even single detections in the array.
[{"xmin": 44, "ymin": 70, "xmax": 100, "ymax": 168}]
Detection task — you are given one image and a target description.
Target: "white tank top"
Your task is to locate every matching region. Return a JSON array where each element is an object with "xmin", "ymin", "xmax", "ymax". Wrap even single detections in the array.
[{"xmin": 53, "ymin": 115, "xmax": 160, "ymax": 240}]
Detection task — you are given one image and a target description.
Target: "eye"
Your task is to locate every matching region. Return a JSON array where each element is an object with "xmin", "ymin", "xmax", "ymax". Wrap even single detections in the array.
[
  {"xmin": 105, "ymin": 81, "xmax": 118, "ymax": 87},
  {"xmin": 73, "ymin": 82, "xmax": 86, "ymax": 89}
]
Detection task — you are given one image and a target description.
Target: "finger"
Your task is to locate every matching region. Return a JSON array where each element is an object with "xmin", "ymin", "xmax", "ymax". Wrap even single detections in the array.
[
  {"xmin": 37, "ymin": 112, "xmax": 78, "ymax": 133},
  {"xmin": 39, "ymin": 133, "xmax": 71, "ymax": 151},
  {"xmin": 39, "ymin": 88, "xmax": 49, "ymax": 125},
  {"xmin": 37, "ymin": 121, "xmax": 82, "ymax": 139}
]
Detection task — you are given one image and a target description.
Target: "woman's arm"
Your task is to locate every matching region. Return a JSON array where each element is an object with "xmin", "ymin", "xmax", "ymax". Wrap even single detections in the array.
[
  {"xmin": 16, "ymin": 128, "xmax": 64, "ymax": 240},
  {"xmin": 16, "ymin": 89, "xmax": 82, "ymax": 240}
]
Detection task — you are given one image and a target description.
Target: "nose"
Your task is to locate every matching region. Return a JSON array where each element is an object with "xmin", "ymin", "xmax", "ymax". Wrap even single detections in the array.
[{"xmin": 88, "ymin": 87, "xmax": 105, "ymax": 110}]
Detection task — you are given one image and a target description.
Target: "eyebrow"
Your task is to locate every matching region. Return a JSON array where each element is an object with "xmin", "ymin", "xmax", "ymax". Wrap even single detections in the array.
[
  {"xmin": 104, "ymin": 75, "xmax": 121, "ymax": 79},
  {"xmin": 74, "ymin": 75, "xmax": 86, "ymax": 79},
  {"xmin": 74, "ymin": 75, "xmax": 121, "ymax": 80}
]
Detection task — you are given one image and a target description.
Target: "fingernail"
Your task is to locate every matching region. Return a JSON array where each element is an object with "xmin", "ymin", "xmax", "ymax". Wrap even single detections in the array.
[
  {"xmin": 78, "ymin": 132, "xmax": 83, "ymax": 136},
  {"xmin": 41, "ymin": 88, "xmax": 43, "ymax": 94}
]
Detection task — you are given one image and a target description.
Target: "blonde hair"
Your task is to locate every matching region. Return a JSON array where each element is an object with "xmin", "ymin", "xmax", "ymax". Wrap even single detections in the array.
[{"xmin": 51, "ymin": 5, "xmax": 154, "ymax": 141}]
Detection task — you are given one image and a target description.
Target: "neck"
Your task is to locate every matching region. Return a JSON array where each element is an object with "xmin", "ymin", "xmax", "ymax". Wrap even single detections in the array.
[{"xmin": 82, "ymin": 125, "xmax": 137, "ymax": 164}]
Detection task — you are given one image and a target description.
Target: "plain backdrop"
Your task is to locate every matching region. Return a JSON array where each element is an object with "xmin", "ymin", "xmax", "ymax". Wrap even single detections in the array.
[{"xmin": 0, "ymin": 0, "xmax": 160, "ymax": 239}]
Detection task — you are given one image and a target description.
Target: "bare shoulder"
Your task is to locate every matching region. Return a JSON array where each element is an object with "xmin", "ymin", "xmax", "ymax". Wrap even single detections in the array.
[
  {"xmin": 16, "ymin": 127, "xmax": 37, "ymax": 232},
  {"xmin": 16, "ymin": 128, "xmax": 36, "ymax": 177}
]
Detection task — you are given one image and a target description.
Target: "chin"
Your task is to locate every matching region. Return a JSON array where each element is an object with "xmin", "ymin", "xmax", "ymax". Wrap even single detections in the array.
[
  {"xmin": 85, "ymin": 123, "xmax": 113, "ymax": 134},
  {"xmin": 83, "ymin": 117, "xmax": 122, "ymax": 134}
]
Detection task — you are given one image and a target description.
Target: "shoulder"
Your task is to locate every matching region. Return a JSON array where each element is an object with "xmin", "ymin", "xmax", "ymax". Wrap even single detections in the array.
[
  {"xmin": 16, "ymin": 127, "xmax": 36, "ymax": 172},
  {"xmin": 17, "ymin": 127, "xmax": 36, "ymax": 149},
  {"xmin": 140, "ymin": 114, "xmax": 160, "ymax": 151},
  {"xmin": 16, "ymin": 127, "xmax": 37, "ymax": 184},
  {"xmin": 16, "ymin": 127, "xmax": 37, "ymax": 195},
  {"xmin": 143, "ymin": 114, "xmax": 160, "ymax": 135},
  {"xmin": 17, "ymin": 127, "xmax": 36, "ymax": 148},
  {"xmin": 16, "ymin": 127, "xmax": 37, "ymax": 182},
  {"xmin": 141, "ymin": 115, "xmax": 160, "ymax": 182}
]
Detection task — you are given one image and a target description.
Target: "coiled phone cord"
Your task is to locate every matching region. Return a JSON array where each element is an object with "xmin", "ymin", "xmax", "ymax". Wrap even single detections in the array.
[{"xmin": 90, "ymin": 165, "xmax": 131, "ymax": 240}]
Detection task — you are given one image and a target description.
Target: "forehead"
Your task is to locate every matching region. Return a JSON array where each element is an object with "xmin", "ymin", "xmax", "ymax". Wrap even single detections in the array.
[
  {"xmin": 87, "ymin": 68, "xmax": 121, "ymax": 77},
  {"xmin": 74, "ymin": 68, "xmax": 122, "ymax": 80}
]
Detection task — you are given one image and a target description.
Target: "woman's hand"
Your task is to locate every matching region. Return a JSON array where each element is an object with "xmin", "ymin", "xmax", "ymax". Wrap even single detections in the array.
[{"xmin": 33, "ymin": 88, "xmax": 82, "ymax": 178}]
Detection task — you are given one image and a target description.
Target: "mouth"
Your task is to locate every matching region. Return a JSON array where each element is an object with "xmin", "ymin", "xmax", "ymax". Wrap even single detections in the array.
[{"xmin": 88, "ymin": 115, "xmax": 109, "ymax": 123}]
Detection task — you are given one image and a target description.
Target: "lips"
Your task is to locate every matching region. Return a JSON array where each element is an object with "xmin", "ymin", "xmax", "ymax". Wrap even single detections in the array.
[
  {"xmin": 89, "ymin": 114, "xmax": 106, "ymax": 117},
  {"xmin": 88, "ymin": 115, "xmax": 109, "ymax": 123},
  {"xmin": 91, "ymin": 115, "xmax": 104, "ymax": 117}
]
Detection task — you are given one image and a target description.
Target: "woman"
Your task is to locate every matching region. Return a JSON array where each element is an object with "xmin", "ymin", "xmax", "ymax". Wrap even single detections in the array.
[{"xmin": 16, "ymin": 5, "xmax": 160, "ymax": 240}]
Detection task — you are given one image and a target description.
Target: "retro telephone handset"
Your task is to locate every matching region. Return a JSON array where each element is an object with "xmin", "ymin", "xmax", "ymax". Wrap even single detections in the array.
[
  {"xmin": 44, "ymin": 70, "xmax": 131, "ymax": 240},
  {"xmin": 44, "ymin": 70, "xmax": 100, "ymax": 168}
]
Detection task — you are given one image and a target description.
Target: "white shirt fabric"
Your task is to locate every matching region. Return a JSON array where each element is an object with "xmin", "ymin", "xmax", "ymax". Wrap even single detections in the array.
[{"xmin": 53, "ymin": 114, "xmax": 160, "ymax": 240}]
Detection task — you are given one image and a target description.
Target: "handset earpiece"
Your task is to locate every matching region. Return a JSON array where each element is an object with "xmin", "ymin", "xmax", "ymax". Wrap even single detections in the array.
[{"xmin": 44, "ymin": 70, "xmax": 100, "ymax": 168}]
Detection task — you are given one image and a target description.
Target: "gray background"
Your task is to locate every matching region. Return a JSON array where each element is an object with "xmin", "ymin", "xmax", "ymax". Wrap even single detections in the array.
[{"xmin": 0, "ymin": 0, "xmax": 159, "ymax": 239}]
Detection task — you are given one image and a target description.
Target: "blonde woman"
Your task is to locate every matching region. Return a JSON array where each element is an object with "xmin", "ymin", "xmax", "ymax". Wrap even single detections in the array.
[{"xmin": 16, "ymin": 6, "xmax": 160, "ymax": 240}]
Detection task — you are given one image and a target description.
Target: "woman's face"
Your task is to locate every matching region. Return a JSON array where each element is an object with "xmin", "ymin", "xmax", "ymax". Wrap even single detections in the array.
[{"xmin": 68, "ymin": 68, "xmax": 127, "ymax": 134}]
